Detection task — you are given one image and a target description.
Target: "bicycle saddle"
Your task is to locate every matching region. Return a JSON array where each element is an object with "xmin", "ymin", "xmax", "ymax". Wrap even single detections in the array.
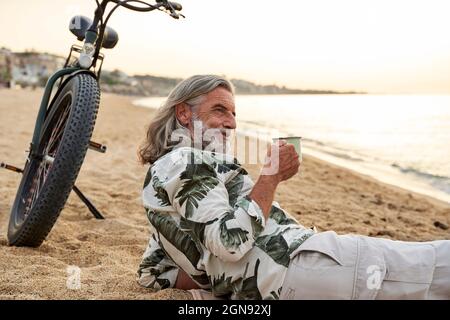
[{"xmin": 69, "ymin": 15, "xmax": 119, "ymax": 49}]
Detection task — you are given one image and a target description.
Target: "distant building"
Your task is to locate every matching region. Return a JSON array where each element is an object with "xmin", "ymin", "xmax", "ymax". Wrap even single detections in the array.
[
  {"xmin": 0, "ymin": 47, "xmax": 12, "ymax": 87},
  {"xmin": 10, "ymin": 51, "xmax": 65, "ymax": 87}
]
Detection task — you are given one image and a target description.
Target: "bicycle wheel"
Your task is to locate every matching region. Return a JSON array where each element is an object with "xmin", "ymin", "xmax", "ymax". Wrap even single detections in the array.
[{"xmin": 7, "ymin": 73, "xmax": 100, "ymax": 247}]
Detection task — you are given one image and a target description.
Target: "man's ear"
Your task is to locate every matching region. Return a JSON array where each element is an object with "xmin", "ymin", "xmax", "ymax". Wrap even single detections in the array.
[{"xmin": 175, "ymin": 103, "xmax": 192, "ymax": 127}]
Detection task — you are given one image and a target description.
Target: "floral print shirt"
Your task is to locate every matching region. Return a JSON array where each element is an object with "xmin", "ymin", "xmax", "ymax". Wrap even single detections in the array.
[{"xmin": 137, "ymin": 147, "xmax": 315, "ymax": 299}]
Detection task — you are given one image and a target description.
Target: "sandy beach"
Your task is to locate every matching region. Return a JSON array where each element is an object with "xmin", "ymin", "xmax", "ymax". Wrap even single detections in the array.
[{"xmin": 0, "ymin": 88, "xmax": 449, "ymax": 300}]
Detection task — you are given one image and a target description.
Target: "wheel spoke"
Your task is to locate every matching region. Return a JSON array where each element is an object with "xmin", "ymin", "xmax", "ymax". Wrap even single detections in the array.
[
  {"xmin": 25, "ymin": 164, "xmax": 41, "ymax": 214},
  {"xmin": 47, "ymin": 113, "xmax": 64, "ymax": 150},
  {"xmin": 30, "ymin": 163, "xmax": 44, "ymax": 207},
  {"xmin": 47, "ymin": 105, "xmax": 70, "ymax": 153},
  {"xmin": 47, "ymin": 128, "xmax": 63, "ymax": 154},
  {"xmin": 24, "ymin": 100, "xmax": 71, "ymax": 216},
  {"xmin": 25, "ymin": 159, "xmax": 50, "ymax": 215}
]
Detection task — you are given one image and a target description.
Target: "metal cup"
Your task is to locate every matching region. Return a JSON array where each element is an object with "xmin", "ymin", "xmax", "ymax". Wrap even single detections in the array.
[{"xmin": 272, "ymin": 136, "xmax": 302, "ymax": 162}]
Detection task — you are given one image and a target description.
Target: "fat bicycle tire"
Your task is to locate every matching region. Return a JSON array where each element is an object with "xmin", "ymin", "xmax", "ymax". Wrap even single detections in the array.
[{"xmin": 7, "ymin": 73, "xmax": 100, "ymax": 247}]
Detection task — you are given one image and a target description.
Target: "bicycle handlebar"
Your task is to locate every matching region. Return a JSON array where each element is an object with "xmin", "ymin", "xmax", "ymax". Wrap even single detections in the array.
[
  {"xmin": 157, "ymin": 0, "xmax": 182, "ymax": 11},
  {"xmin": 108, "ymin": 0, "xmax": 157, "ymax": 12},
  {"xmin": 85, "ymin": 0, "xmax": 183, "ymax": 69},
  {"xmin": 108, "ymin": 0, "xmax": 182, "ymax": 13}
]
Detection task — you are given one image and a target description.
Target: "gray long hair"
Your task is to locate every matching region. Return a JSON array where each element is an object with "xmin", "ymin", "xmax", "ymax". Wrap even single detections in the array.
[{"xmin": 138, "ymin": 75, "xmax": 235, "ymax": 165}]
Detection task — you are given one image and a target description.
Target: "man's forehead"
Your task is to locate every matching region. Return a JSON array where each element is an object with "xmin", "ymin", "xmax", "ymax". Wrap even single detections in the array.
[{"xmin": 205, "ymin": 87, "xmax": 235, "ymax": 109}]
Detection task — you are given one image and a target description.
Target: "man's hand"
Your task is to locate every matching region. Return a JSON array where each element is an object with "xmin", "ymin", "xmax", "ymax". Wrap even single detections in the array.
[
  {"xmin": 249, "ymin": 140, "xmax": 300, "ymax": 219},
  {"xmin": 262, "ymin": 140, "xmax": 301, "ymax": 183}
]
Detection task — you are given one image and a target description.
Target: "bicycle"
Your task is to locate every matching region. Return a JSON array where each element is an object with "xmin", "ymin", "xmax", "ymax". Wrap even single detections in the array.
[{"xmin": 1, "ymin": 0, "xmax": 183, "ymax": 247}]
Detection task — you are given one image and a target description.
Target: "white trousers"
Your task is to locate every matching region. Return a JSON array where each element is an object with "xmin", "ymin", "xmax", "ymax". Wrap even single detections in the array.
[{"xmin": 280, "ymin": 231, "xmax": 450, "ymax": 300}]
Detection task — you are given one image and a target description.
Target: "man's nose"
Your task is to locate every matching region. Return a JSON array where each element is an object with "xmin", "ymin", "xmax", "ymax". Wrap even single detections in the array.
[{"xmin": 224, "ymin": 115, "xmax": 236, "ymax": 130}]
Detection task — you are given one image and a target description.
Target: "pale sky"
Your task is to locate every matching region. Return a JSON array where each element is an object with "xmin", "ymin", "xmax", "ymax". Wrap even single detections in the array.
[{"xmin": 1, "ymin": 0, "xmax": 450, "ymax": 94}]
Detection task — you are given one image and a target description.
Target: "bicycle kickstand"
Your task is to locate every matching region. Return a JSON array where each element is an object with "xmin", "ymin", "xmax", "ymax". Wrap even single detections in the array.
[
  {"xmin": 1, "ymin": 161, "xmax": 105, "ymax": 220},
  {"xmin": 72, "ymin": 185, "xmax": 105, "ymax": 220}
]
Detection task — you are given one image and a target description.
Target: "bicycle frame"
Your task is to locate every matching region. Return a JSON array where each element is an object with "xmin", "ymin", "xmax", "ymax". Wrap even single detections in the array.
[
  {"xmin": 27, "ymin": 0, "xmax": 182, "ymax": 160},
  {"xmin": 28, "ymin": 21, "xmax": 100, "ymax": 158},
  {"xmin": 29, "ymin": 2, "xmax": 106, "ymax": 157},
  {"xmin": 2, "ymin": 0, "xmax": 184, "ymax": 243}
]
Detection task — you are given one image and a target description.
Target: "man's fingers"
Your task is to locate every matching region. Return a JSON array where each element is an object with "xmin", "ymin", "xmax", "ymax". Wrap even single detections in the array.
[
  {"xmin": 282, "ymin": 143, "xmax": 295, "ymax": 152},
  {"xmin": 266, "ymin": 141, "xmax": 272, "ymax": 157}
]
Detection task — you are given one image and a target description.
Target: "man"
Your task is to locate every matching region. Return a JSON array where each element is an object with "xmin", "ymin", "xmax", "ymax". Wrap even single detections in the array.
[{"xmin": 136, "ymin": 75, "xmax": 450, "ymax": 300}]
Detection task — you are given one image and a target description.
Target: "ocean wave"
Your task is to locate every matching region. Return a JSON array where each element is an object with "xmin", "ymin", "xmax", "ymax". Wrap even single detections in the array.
[
  {"xmin": 391, "ymin": 163, "xmax": 450, "ymax": 194},
  {"xmin": 302, "ymin": 139, "xmax": 365, "ymax": 162}
]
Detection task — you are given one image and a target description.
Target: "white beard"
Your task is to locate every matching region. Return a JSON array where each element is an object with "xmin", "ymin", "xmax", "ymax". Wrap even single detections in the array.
[
  {"xmin": 169, "ymin": 116, "xmax": 234, "ymax": 155},
  {"xmin": 190, "ymin": 116, "xmax": 232, "ymax": 154}
]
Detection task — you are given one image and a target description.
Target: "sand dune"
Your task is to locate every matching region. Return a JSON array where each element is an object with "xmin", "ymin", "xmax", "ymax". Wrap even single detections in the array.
[{"xmin": 0, "ymin": 89, "xmax": 448, "ymax": 299}]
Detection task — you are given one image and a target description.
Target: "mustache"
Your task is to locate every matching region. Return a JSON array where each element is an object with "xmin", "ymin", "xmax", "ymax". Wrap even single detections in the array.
[
  {"xmin": 203, "ymin": 129, "xmax": 233, "ymax": 142},
  {"xmin": 207, "ymin": 128, "xmax": 233, "ymax": 137},
  {"xmin": 190, "ymin": 119, "xmax": 233, "ymax": 137}
]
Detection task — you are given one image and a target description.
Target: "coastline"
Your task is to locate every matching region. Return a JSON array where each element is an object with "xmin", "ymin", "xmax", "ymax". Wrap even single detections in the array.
[{"xmin": 0, "ymin": 89, "xmax": 448, "ymax": 299}]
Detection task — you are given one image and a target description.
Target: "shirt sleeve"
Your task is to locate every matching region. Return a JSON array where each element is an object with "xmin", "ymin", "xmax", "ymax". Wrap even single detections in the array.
[
  {"xmin": 137, "ymin": 232, "xmax": 179, "ymax": 290},
  {"xmin": 161, "ymin": 152, "xmax": 266, "ymax": 263}
]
